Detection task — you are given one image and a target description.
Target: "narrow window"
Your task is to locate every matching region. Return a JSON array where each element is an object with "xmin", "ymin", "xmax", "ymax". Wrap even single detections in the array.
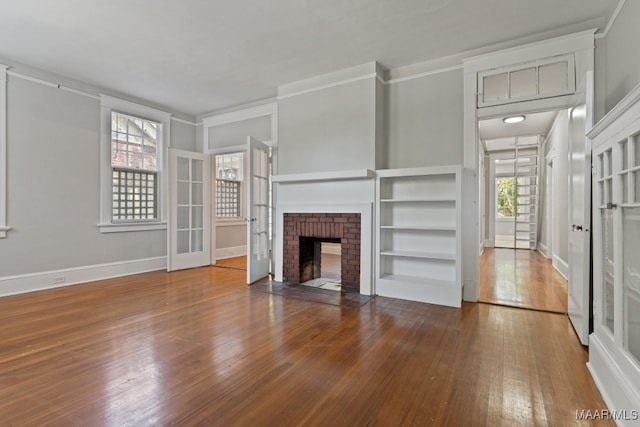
[
  {"xmin": 111, "ymin": 112, "xmax": 159, "ymax": 221},
  {"xmin": 215, "ymin": 152, "xmax": 243, "ymax": 218}
]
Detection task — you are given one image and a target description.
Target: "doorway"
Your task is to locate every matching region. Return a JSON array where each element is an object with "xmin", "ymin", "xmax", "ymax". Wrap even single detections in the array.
[
  {"xmin": 478, "ymin": 109, "xmax": 569, "ymax": 313},
  {"xmin": 211, "ymin": 137, "xmax": 272, "ymax": 283}
]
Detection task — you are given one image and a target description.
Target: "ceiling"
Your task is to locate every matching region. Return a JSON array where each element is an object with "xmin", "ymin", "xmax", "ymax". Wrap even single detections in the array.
[
  {"xmin": 0, "ymin": 0, "xmax": 618, "ymax": 116},
  {"xmin": 479, "ymin": 110, "xmax": 561, "ymax": 152}
]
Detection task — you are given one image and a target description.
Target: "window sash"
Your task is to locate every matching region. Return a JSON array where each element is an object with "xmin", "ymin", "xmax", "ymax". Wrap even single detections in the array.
[
  {"xmin": 216, "ymin": 179, "xmax": 241, "ymax": 218},
  {"xmin": 112, "ymin": 167, "xmax": 158, "ymax": 222}
]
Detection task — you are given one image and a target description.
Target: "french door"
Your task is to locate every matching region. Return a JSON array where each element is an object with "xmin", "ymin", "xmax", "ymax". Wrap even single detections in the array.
[
  {"xmin": 246, "ymin": 136, "xmax": 270, "ymax": 284},
  {"xmin": 168, "ymin": 149, "xmax": 211, "ymax": 271}
]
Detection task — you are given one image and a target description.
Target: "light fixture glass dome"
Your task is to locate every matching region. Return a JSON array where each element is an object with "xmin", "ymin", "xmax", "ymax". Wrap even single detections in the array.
[{"xmin": 503, "ymin": 115, "xmax": 526, "ymax": 124}]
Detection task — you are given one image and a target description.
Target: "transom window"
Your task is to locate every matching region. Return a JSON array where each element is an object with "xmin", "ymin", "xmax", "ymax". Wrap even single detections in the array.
[
  {"xmin": 478, "ymin": 54, "xmax": 575, "ymax": 107},
  {"xmin": 215, "ymin": 153, "xmax": 243, "ymax": 218},
  {"xmin": 111, "ymin": 112, "xmax": 159, "ymax": 221}
]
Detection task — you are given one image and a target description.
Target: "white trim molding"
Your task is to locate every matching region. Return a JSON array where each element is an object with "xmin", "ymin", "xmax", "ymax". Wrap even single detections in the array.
[
  {"xmin": 98, "ymin": 95, "xmax": 171, "ymax": 233},
  {"xmin": 215, "ymin": 245, "xmax": 247, "ymax": 260},
  {"xmin": 595, "ymin": 0, "xmax": 626, "ymax": 40},
  {"xmin": 588, "ymin": 334, "xmax": 640, "ymax": 426},
  {"xmin": 0, "ymin": 256, "xmax": 166, "ymax": 298},
  {"xmin": 552, "ymin": 254, "xmax": 569, "ymax": 279},
  {"xmin": 170, "ymin": 116, "xmax": 198, "ymax": 126},
  {"xmin": 202, "ymin": 102, "xmax": 278, "ymax": 154},
  {"xmin": 271, "ymin": 169, "xmax": 374, "ymax": 184},
  {"xmin": 0, "ymin": 64, "xmax": 8, "ymax": 238}
]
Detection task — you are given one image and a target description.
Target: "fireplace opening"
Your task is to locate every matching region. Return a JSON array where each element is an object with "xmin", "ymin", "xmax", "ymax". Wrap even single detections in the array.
[
  {"xmin": 299, "ymin": 239, "xmax": 341, "ymax": 291},
  {"xmin": 283, "ymin": 213, "xmax": 361, "ymax": 293}
]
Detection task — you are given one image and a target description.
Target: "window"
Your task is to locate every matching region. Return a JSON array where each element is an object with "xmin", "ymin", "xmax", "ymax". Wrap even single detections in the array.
[
  {"xmin": 99, "ymin": 95, "xmax": 170, "ymax": 233},
  {"xmin": 478, "ymin": 54, "xmax": 575, "ymax": 107},
  {"xmin": 496, "ymin": 177, "xmax": 517, "ymax": 218},
  {"xmin": 111, "ymin": 112, "xmax": 158, "ymax": 221},
  {"xmin": 215, "ymin": 153, "xmax": 243, "ymax": 218}
]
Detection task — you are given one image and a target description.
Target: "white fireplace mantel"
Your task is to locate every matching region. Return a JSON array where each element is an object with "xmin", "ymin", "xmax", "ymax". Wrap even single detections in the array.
[{"xmin": 271, "ymin": 169, "xmax": 374, "ymax": 184}]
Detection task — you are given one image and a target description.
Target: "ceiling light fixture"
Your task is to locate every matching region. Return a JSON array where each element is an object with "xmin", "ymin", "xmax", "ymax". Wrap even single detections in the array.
[{"xmin": 503, "ymin": 115, "xmax": 526, "ymax": 124}]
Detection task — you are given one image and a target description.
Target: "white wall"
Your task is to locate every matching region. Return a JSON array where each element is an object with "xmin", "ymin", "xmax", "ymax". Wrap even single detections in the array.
[
  {"xmin": 277, "ymin": 77, "xmax": 376, "ymax": 174},
  {"xmin": 0, "ymin": 69, "xmax": 196, "ymax": 286},
  {"xmin": 602, "ymin": 0, "xmax": 640, "ymax": 115},
  {"xmin": 543, "ymin": 110, "xmax": 570, "ymax": 271},
  {"xmin": 385, "ymin": 69, "xmax": 464, "ymax": 169}
]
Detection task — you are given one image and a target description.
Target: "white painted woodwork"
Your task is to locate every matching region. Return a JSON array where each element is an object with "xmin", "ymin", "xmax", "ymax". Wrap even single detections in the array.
[
  {"xmin": 588, "ymin": 81, "xmax": 640, "ymax": 423},
  {"xmin": 463, "ymin": 29, "xmax": 597, "ymax": 302},
  {"xmin": 271, "ymin": 169, "xmax": 374, "ymax": 183},
  {"xmin": 168, "ymin": 149, "xmax": 211, "ymax": 271},
  {"xmin": 376, "ymin": 166, "xmax": 462, "ymax": 308},
  {"xmin": 567, "ymin": 71, "xmax": 594, "ymax": 346},
  {"xmin": 0, "ymin": 64, "xmax": 8, "ymax": 238},
  {"xmin": 246, "ymin": 137, "xmax": 271, "ymax": 284}
]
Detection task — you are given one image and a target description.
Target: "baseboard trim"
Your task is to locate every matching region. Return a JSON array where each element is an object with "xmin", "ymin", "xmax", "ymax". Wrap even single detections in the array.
[
  {"xmin": 216, "ymin": 245, "xmax": 247, "ymax": 260},
  {"xmin": 538, "ymin": 242, "xmax": 551, "ymax": 259},
  {"xmin": 587, "ymin": 334, "xmax": 640, "ymax": 426},
  {"xmin": 0, "ymin": 256, "xmax": 167, "ymax": 298},
  {"xmin": 552, "ymin": 254, "xmax": 569, "ymax": 279}
]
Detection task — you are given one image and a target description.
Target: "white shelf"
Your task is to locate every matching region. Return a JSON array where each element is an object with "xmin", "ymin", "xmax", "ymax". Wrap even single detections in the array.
[
  {"xmin": 379, "ymin": 274, "xmax": 456, "ymax": 287},
  {"xmin": 380, "ymin": 250, "xmax": 455, "ymax": 261},
  {"xmin": 380, "ymin": 225, "xmax": 456, "ymax": 232},
  {"xmin": 376, "ymin": 165, "xmax": 462, "ymax": 308}
]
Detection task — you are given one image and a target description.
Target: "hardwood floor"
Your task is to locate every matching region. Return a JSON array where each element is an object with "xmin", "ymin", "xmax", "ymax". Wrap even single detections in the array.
[
  {"xmin": 480, "ymin": 248, "xmax": 568, "ymax": 313},
  {"xmin": 0, "ymin": 267, "xmax": 609, "ymax": 426},
  {"xmin": 214, "ymin": 255, "xmax": 247, "ymax": 271}
]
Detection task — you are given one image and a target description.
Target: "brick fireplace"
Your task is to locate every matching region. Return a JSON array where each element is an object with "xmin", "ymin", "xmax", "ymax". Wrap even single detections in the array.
[{"xmin": 283, "ymin": 213, "xmax": 361, "ymax": 292}]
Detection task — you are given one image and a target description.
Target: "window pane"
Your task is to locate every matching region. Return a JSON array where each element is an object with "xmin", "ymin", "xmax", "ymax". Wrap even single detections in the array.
[
  {"xmin": 191, "ymin": 230, "xmax": 203, "ymax": 252},
  {"xmin": 192, "ymin": 183, "xmax": 203, "ymax": 205},
  {"xmin": 623, "ymin": 207, "xmax": 640, "ymax": 363},
  {"xmin": 216, "ymin": 180, "xmax": 240, "ymax": 217},
  {"xmin": 111, "ymin": 112, "xmax": 159, "ymax": 172},
  {"xmin": 177, "ymin": 182, "xmax": 189, "ymax": 205},
  {"xmin": 192, "ymin": 207, "xmax": 203, "ymax": 229},
  {"xmin": 192, "ymin": 159, "xmax": 203, "ymax": 182},
  {"xmin": 177, "ymin": 157, "xmax": 190, "ymax": 181},
  {"xmin": 177, "ymin": 231, "xmax": 190, "ymax": 254},
  {"xmin": 510, "ymin": 67, "xmax": 537, "ymax": 98},
  {"xmin": 177, "ymin": 206, "xmax": 190, "ymax": 230},
  {"xmin": 539, "ymin": 61, "xmax": 568, "ymax": 94},
  {"xmin": 603, "ymin": 209, "xmax": 615, "ymax": 334},
  {"xmin": 111, "ymin": 168, "xmax": 157, "ymax": 221},
  {"xmin": 483, "ymin": 72, "xmax": 509, "ymax": 103}
]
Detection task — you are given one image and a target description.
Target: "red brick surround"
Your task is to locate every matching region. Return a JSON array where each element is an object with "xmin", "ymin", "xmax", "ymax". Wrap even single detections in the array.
[{"xmin": 283, "ymin": 213, "xmax": 361, "ymax": 292}]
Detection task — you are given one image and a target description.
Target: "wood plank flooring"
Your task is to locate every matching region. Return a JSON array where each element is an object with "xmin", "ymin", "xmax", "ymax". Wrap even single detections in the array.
[
  {"xmin": 480, "ymin": 248, "xmax": 568, "ymax": 313},
  {"xmin": 0, "ymin": 266, "xmax": 609, "ymax": 426},
  {"xmin": 214, "ymin": 255, "xmax": 247, "ymax": 271}
]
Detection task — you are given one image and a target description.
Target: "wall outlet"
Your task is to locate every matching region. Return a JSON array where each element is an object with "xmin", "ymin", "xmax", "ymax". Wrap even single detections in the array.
[{"xmin": 53, "ymin": 276, "xmax": 66, "ymax": 284}]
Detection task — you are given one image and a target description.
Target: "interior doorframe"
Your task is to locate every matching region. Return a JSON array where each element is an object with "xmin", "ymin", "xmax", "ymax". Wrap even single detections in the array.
[
  {"xmin": 200, "ymin": 102, "xmax": 279, "ymax": 266},
  {"xmin": 462, "ymin": 29, "xmax": 597, "ymax": 301}
]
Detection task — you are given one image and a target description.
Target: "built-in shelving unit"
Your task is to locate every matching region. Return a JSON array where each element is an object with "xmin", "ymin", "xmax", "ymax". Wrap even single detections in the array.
[{"xmin": 376, "ymin": 165, "xmax": 462, "ymax": 307}]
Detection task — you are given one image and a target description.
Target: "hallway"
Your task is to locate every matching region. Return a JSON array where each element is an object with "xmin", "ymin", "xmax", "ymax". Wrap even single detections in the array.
[{"xmin": 480, "ymin": 248, "xmax": 568, "ymax": 313}]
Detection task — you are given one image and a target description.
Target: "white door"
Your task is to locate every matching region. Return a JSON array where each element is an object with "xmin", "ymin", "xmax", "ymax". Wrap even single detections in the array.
[
  {"xmin": 246, "ymin": 136, "xmax": 270, "ymax": 284},
  {"xmin": 168, "ymin": 149, "xmax": 211, "ymax": 271},
  {"xmin": 567, "ymin": 72, "xmax": 593, "ymax": 345}
]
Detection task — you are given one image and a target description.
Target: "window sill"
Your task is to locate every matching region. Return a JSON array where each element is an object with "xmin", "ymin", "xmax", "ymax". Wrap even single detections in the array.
[
  {"xmin": 216, "ymin": 219, "xmax": 246, "ymax": 227},
  {"xmin": 0, "ymin": 225, "xmax": 11, "ymax": 238},
  {"xmin": 98, "ymin": 222, "xmax": 167, "ymax": 233}
]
